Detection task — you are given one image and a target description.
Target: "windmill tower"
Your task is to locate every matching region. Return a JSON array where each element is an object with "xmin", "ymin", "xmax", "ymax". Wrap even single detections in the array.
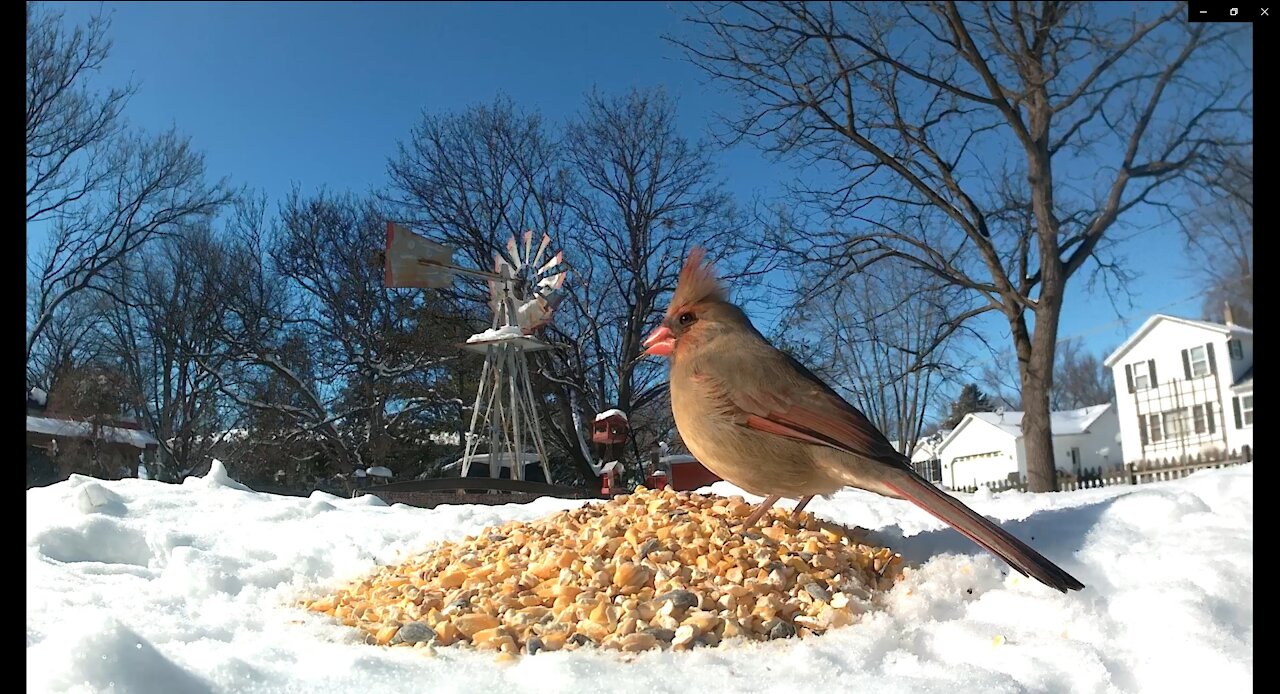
[{"xmin": 384, "ymin": 223, "xmax": 567, "ymax": 483}]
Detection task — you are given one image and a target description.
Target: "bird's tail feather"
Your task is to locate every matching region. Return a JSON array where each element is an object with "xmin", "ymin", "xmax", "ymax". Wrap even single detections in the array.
[{"xmin": 880, "ymin": 470, "xmax": 1085, "ymax": 593}]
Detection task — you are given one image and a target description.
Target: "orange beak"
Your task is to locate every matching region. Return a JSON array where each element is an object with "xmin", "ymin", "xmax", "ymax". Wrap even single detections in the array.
[{"xmin": 642, "ymin": 324, "xmax": 676, "ymax": 358}]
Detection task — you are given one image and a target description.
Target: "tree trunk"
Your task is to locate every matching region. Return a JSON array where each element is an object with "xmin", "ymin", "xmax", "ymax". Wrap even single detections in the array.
[{"xmin": 1016, "ymin": 299, "xmax": 1063, "ymax": 493}]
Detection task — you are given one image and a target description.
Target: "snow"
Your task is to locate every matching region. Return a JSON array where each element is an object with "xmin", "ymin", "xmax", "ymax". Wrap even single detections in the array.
[
  {"xmin": 29, "ymin": 386, "xmax": 48, "ymax": 406},
  {"xmin": 969, "ymin": 404, "xmax": 1113, "ymax": 438},
  {"xmin": 26, "ymin": 416, "xmax": 160, "ymax": 449},
  {"xmin": 594, "ymin": 408, "xmax": 628, "ymax": 422},
  {"xmin": 366, "ymin": 466, "xmax": 393, "ymax": 479},
  {"xmin": 465, "ymin": 325, "xmax": 525, "ymax": 343},
  {"xmin": 27, "ymin": 462, "xmax": 1253, "ymax": 693}
]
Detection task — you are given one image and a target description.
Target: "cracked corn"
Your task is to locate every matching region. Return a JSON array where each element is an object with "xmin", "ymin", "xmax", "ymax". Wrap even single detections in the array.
[{"xmin": 302, "ymin": 486, "xmax": 905, "ymax": 654}]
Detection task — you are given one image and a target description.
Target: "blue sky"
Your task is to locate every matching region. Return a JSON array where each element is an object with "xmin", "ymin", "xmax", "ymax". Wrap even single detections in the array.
[{"xmin": 32, "ymin": 1, "xmax": 1232, "ymax": 390}]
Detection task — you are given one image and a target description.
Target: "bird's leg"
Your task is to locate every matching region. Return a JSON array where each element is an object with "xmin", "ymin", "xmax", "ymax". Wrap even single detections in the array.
[
  {"xmin": 741, "ymin": 494, "xmax": 782, "ymax": 528},
  {"xmin": 791, "ymin": 495, "xmax": 813, "ymax": 520}
]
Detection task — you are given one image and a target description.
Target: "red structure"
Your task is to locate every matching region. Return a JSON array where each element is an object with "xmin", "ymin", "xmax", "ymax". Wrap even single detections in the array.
[
  {"xmin": 646, "ymin": 454, "xmax": 721, "ymax": 492},
  {"xmin": 591, "ymin": 409, "xmax": 629, "ymax": 445}
]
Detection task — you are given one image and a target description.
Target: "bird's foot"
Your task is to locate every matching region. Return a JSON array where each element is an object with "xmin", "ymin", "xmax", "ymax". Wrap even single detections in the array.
[
  {"xmin": 739, "ymin": 494, "xmax": 782, "ymax": 529},
  {"xmin": 790, "ymin": 495, "xmax": 814, "ymax": 522}
]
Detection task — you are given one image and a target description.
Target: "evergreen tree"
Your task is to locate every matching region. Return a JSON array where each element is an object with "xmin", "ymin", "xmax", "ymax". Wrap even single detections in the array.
[{"xmin": 941, "ymin": 384, "xmax": 995, "ymax": 430}]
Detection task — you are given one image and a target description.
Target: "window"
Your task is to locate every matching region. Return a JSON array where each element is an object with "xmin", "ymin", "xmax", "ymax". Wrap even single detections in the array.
[
  {"xmin": 1130, "ymin": 361, "xmax": 1153, "ymax": 390},
  {"xmin": 1192, "ymin": 403, "xmax": 1216, "ymax": 434},
  {"xmin": 1241, "ymin": 396, "xmax": 1253, "ymax": 426},
  {"xmin": 1228, "ymin": 339, "xmax": 1243, "ymax": 360},
  {"xmin": 1162, "ymin": 409, "xmax": 1189, "ymax": 439},
  {"xmin": 1188, "ymin": 345, "xmax": 1210, "ymax": 378},
  {"xmin": 1147, "ymin": 413, "xmax": 1163, "ymax": 443},
  {"xmin": 914, "ymin": 459, "xmax": 942, "ymax": 483}
]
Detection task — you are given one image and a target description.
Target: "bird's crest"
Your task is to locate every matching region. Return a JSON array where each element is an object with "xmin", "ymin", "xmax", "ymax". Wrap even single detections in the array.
[{"xmin": 667, "ymin": 247, "xmax": 726, "ymax": 319}]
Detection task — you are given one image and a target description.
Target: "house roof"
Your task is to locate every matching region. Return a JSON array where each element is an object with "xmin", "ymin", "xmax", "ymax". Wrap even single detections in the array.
[
  {"xmin": 1104, "ymin": 314, "xmax": 1253, "ymax": 367},
  {"xmin": 27, "ymin": 416, "xmax": 160, "ymax": 449},
  {"xmin": 938, "ymin": 404, "xmax": 1113, "ymax": 453}
]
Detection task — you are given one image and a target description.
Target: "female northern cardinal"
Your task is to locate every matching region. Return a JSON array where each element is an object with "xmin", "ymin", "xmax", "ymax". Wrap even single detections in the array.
[{"xmin": 642, "ymin": 248, "xmax": 1084, "ymax": 593}]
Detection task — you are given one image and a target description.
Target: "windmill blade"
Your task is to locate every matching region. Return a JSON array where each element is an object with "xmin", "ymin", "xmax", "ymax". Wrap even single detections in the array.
[
  {"xmin": 531, "ymin": 234, "xmax": 551, "ymax": 270},
  {"xmin": 536, "ymin": 271, "xmax": 566, "ymax": 292},
  {"xmin": 522, "ymin": 230, "xmax": 534, "ymax": 268},
  {"xmin": 505, "ymin": 236, "xmax": 522, "ymax": 271},
  {"xmin": 537, "ymin": 250, "xmax": 564, "ymax": 277}
]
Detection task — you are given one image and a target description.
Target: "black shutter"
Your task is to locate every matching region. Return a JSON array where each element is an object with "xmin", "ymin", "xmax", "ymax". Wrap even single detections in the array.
[
  {"xmin": 1148, "ymin": 359, "xmax": 1157, "ymax": 387},
  {"xmin": 1138, "ymin": 416, "xmax": 1148, "ymax": 445},
  {"xmin": 1206, "ymin": 343, "xmax": 1217, "ymax": 375},
  {"xmin": 1182, "ymin": 349, "xmax": 1191, "ymax": 380},
  {"xmin": 1207, "ymin": 403, "xmax": 1216, "ymax": 434},
  {"xmin": 1125, "ymin": 364, "xmax": 1134, "ymax": 393},
  {"xmin": 1233, "ymin": 397, "xmax": 1242, "ymax": 429}
]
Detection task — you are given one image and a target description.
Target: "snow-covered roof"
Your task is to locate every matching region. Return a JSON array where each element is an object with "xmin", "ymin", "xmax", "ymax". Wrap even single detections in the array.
[
  {"xmin": 595, "ymin": 408, "xmax": 628, "ymax": 422},
  {"xmin": 366, "ymin": 466, "xmax": 393, "ymax": 478},
  {"xmin": 972, "ymin": 404, "xmax": 1112, "ymax": 437},
  {"xmin": 1105, "ymin": 314, "xmax": 1253, "ymax": 367},
  {"xmin": 938, "ymin": 404, "xmax": 1113, "ymax": 453},
  {"xmin": 27, "ymin": 416, "xmax": 160, "ymax": 449}
]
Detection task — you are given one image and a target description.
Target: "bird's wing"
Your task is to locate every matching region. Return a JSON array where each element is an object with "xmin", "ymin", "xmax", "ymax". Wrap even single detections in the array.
[{"xmin": 691, "ymin": 348, "xmax": 908, "ymax": 469}]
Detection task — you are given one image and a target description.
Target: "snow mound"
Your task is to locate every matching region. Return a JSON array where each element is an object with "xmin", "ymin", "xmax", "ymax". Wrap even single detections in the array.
[
  {"xmin": 183, "ymin": 459, "xmax": 253, "ymax": 492},
  {"xmin": 24, "ymin": 464, "xmax": 1253, "ymax": 693}
]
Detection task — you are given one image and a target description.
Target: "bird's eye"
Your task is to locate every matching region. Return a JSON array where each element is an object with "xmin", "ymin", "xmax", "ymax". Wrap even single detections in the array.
[{"xmin": 678, "ymin": 312, "xmax": 695, "ymax": 325}]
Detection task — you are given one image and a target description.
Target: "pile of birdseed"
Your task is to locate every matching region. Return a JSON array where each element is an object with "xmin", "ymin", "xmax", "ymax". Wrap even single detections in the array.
[{"xmin": 301, "ymin": 485, "xmax": 905, "ymax": 655}]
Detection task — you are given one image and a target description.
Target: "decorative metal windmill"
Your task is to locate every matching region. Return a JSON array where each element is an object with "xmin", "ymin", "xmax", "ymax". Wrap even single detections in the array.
[{"xmin": 384, "ymin": 223, "xmax": 567, "ymax": 483}]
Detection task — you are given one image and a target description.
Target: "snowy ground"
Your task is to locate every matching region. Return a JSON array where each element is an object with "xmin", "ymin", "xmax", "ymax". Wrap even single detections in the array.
[{"xmin": 27, "ymin": 463, "xmax": 1252, "ymax": 694}]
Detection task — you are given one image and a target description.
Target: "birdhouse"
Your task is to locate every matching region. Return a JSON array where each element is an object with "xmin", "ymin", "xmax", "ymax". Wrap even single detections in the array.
[
  {"xmin": 592, "ymin": 409, "xmax": 629, "ymax": 445},
  {"xmin": 599, "ymin": 460, "xmax": 624, "ymax": 496}
]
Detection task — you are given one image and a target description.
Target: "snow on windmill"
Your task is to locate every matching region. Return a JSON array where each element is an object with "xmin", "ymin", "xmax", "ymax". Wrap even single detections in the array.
[{"xmin": 384, "ymin": 223, "xmax": 566, "ymax": 483}]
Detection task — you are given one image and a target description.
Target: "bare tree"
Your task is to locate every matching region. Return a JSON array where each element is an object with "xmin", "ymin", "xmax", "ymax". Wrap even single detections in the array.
[
  {"xmin": 982, "ymin": 337, "xmax": 1114, "ymax": 411},
  {"xmin": 559, "ymin": 87, "xmax": 762, "ymax": 456},
  {"xmin": 193, "ymin": 197, "xmax": 356, "ymax": 485},
  {"xmin": 26, "ymin": 2, "xmax": 134, "ymax": 224},
  {"xmin": 25, "ymin": 287, "xmax": 109, "ymax": 391},
  {"xmin": 96, "ymin": 225, "xmax": 238, "ymax": 481},
  {"xmin": 26, "ymin": 4, "xmax": 230, "ymax": 368},
  {"xmin": 194, "ymin": 191, "xmax": 465, "ymax": 488},
  {"xmin": 780, "ymin": 259, "xmax": 972, "ymax": 456},
  {"xmin": 385, "ymin": 96, "xmax": 571, "ymax": 304},
  {"xmin": 28, "ymin": 128, "xmax": 230, "ymax": 365},
  {"xmin": 272, "ymin": 189, "xmax": 463, "ymax": 477},
  {"xmin": 1181, "ymin": 151, "xmax": 1252, "ymax": 326},
  {"xmin": 1051, "ymin": 338, "xmax": 1114, "ymax": 409},
  {"xmin": 676, "ymin": 1, "xmax": 1250, "ymax": 490}
]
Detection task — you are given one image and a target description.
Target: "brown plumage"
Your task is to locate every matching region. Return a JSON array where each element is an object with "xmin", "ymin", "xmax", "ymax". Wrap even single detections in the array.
[{"xmin": 642, "ymin": 249, "xmax": 1084, "ymax": 593}]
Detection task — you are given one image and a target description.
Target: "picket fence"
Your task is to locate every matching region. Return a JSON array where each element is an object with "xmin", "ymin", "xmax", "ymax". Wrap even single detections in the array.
[{"xmin": 954, "ymin": 446, "xmax": 1252, "ymax": 494}]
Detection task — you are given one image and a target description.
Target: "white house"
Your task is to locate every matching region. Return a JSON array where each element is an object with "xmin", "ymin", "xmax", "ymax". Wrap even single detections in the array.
[
  {"xmin": 1104, "ymin": 313, "xmax": 1253, "ymax": 463},
  {"xmin": 890, "ymin": 431, "xmax": 950, "ymax": 484},
  {"xmin": 935, "ymin": 404, "xmax": 1120, "ymax": 490}
]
